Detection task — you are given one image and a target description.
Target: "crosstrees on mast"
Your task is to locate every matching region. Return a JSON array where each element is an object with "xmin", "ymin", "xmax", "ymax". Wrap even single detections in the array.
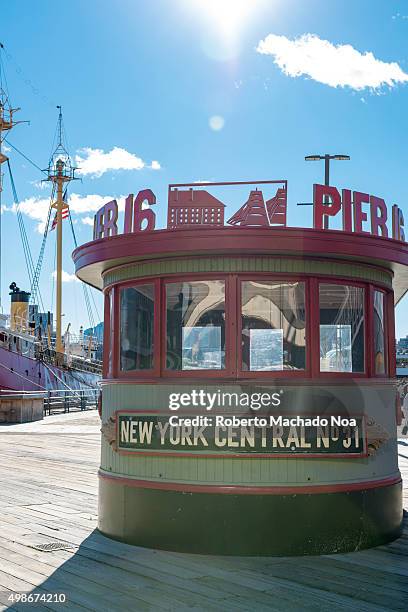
[{"xmin": 46, "ymin": 106, "xmax": 79, "ymax": 356}]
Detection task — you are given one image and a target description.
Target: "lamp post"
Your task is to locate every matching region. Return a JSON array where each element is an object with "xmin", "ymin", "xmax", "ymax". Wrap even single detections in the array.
[{"xmin": 305, "ymin": 154, "xmax": 350, "ymax": 229}]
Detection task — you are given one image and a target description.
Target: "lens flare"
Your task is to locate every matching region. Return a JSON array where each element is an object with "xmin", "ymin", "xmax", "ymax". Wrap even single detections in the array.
[
  {"xmin": 193, "ymin": 0, "xmax": 253, "ymax": 39},
  {"xmin": 187, "ymin": 0, "xmax": 265, "ymax": 60},
  {"xmin": 209, "ymin": 115, "xmax": 225, "ymax": 131}
]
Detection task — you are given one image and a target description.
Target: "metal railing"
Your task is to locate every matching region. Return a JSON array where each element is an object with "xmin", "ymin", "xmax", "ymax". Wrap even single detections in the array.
[
  {"xmin": 0, "ymin": 315, "xmax": 103, "ymax": 375},
  {"xmin": 40, "ymin": 347, "xmax": 103, "ymax": 374},
  {"xmin": 43, "ymin": 388, "xmax": 99, "ymax": 416}
]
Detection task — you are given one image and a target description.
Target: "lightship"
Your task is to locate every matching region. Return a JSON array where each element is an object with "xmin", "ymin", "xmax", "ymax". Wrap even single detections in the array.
[{"xmin": 0, "ymin": 43, "xmax": 101, "ymax": 391}]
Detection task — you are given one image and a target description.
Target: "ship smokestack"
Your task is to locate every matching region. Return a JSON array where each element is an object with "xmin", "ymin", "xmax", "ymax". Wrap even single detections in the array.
[{"xmin": 9, "ymin": 282, "xmax": 30, "ymax": 332}]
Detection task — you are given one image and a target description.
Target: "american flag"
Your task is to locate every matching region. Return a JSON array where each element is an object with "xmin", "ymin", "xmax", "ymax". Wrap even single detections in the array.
[{"xmin": 51, "ymin": 208, "xmax": 69, "ymax": 231}]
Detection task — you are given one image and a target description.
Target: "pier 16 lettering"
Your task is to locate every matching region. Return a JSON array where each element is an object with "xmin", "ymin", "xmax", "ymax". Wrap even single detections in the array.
[
  {"xmin": 117, "ymin": 413, "xmax": 366, "ymax": 456},
  {"xmin": 93, "ymin": 190, "xmax": 156, "ymax": 239},
  {"xmin": 313, "ymin": 183, "xmax": 405, "ymax": 240}
]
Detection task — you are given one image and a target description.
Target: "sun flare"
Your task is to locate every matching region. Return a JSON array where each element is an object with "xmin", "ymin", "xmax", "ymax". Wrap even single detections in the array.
[{"xmin": 192, "ymin": 0, "xmax": 254, "ymax": 39}]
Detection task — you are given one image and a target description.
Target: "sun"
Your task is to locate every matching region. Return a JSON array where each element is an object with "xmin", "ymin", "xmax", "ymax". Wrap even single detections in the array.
[
  {"xmin": 192, "ymin": 0, "xmax": 254, "ymax": 39},
  {"xmin": 186, "ymin": 0, "xmax": 265, "ymax": 60}
]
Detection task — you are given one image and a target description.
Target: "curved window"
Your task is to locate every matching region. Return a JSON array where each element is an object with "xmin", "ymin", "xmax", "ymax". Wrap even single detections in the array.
[
  {"xmin": 120, "ymin": 285, "xmax": 154, "ymax": 371},
  {"xmin": 373, "ymin": 290, "xmax": 386, "ymax": 375},
  {"xmin": 166, "ymin": 280, "xmax": 225, "ymax": 370},
  {"xmin": 112, "ymin": 275, "xmax": 390, "ymax": 380},
  {"xmin": 241, "ymin": 281, "xmax": 306, "ymax": 371},
  {"xmin": 319, "ymin": 284, "xmax": 365, "ymax": 373}
]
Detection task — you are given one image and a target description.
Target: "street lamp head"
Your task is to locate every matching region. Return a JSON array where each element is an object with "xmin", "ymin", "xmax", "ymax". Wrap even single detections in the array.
[
  {"xmin": 333, "ymin": 155, "xmax": 350, "ymax": 161},
  {"xmin": 305, "ymin": 155, "xmax": 322, "ymax": 161}
]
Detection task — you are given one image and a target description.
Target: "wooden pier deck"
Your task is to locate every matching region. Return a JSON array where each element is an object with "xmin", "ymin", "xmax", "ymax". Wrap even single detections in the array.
[{"xmin": 0, "ymin": 412, "xmax": 406, "ymax": 611}]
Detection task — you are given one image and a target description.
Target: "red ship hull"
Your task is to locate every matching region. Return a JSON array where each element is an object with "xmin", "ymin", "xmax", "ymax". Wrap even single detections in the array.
[{"xmin": 0, "ymin": 346, "xmax": 99, "ymax": 392}]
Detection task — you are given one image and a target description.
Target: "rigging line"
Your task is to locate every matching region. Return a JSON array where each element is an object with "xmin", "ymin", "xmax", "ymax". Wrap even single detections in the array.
[
  {"xmin": 30, "ymin": 182, "xmax": 55, "ymax": 305},
  {"xmin": 81, "ymin": 275, "xmax": 95, "ymax": 331},
  {"xmin": 42, "ymin": 360, "xmax": 80, "ymax": 395},
  {"xmin": 60, "ymin": 114, "xmax": 73, "ymax": 164},
  {"xmin": 0, "ymin": 49, "xmax": 11, "ymax": 105},
  {"xmin": 81, "ymin": 271, "xmax": 96, "ymax": 330},
  {"xmin": 48, "ymin": 119, "xmax": 59, "ymax": 163},
  {"xmin": 68, "ymin": 207, "xmax": 77, "ymax": 247},
  {"xmin": 84, "ymin": 286, "xmax": 96, "ymax": 330},
  {"xmin": 7, "ymin": 168, "xmax": 35, "ymax": 281},
  {"xmin": 66, "ymin": 189, "xmax": 97, "ymax": 331},
  {"xmin": 67, "ymin": 208, "xmax": 96, "ymax": 330},
  {"xmin": 4, "ymin": 139, "xmax": 47, "ymax": 175},
  {"xmin": 81, "ymin": 285, "xmax": 94, "ymax": 330},
  {"xmin": 0, "ymin": 361, "xmax": 46, "ymax": 390},
  {"xmin": 88, "ymin": 287, "xmax": 101, "ymax": 323},
  {"xmin": 6, "ymin": 160, "xmax": 46, "ymax": 311},
  {"xmin": 7, "ymin": 160, "xmax": 34, "ymax": 280},
  {"xmin": 0, "ymin": 42, "xmax": 57, "ymax": 110}
]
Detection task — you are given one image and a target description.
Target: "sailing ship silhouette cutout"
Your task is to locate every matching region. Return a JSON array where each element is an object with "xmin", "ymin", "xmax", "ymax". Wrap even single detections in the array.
[{"xmin": 227, "ymin": 187, "xmax": 287, "ymax": 227}]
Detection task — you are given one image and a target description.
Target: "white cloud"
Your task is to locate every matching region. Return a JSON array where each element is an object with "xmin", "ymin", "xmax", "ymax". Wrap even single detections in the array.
[
  {"xmin": 4, "ymin": 193, "xmax": 127, "ymax": 233},
  {"xmin": 30, "ymin": 180, "xmax": 48, "ymax": 190},
  {"xmin": 81, "ymin": 216, "xmax": 95, "ymax": 226},
  {"xmin": 3, "ymin": 197, "xmax": 50, "ymax": 233},
  {"xmin": 68, "ymin": 193, "xmax": 124, "ymax": 214},
  {"xmin": 52, "ymin": 270, "xmax": 80, "ymax": 283},
  {"xmin": 209, "ymin": 115, "xmax": 225, "ymax": 131},
  {"xmin": 256, "ymin": 33, "xmax": 408, "ymax": 90},
  {"xmin": 75, "ymin": 147, "xmax": 161, "ymax": 178}
]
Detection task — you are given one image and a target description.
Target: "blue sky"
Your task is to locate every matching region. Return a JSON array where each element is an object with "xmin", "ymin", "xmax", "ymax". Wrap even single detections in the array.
[{"xmin": 1, "ymin": 0, "xmax": 408, "ymax": 336}]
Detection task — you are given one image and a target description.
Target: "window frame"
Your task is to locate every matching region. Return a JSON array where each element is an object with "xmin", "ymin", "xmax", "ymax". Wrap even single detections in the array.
[
  {"xmin": 102, "ymin": 289, "xmax": 111, "ymax": 379},
  {"xmin": 105, "ymin": 273, "xmax": 392, "ymax": 381},
  {"xmin": 371, "ymin": 286, "xmax": 388, "ymax": 378},
  {"xmin": 161, "ymin": 274, "xmax": 235, "ymax": 379},
  {"xmin": 316, "ymin": 278, "xmax": 368, "ymax": 378},
  {"xmin": 236, "ymin": 274, "xmax": 311, "ymax": 379},
  {"xmin": 386, "ymin": 289, "xmax": 396, "ymax": 377},
  {"xmin": 116, "ymin": 277, "xmax": 161, "ymax": 379}
]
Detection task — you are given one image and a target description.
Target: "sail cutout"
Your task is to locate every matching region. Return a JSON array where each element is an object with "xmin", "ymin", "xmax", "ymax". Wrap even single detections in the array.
[
  {"xmin": 227, "ymin": 189, "xmax": 269, "ymax": 227},
  {"xmin": 266, "ymin": 187, "xmax": 287, "ymax": 226}
]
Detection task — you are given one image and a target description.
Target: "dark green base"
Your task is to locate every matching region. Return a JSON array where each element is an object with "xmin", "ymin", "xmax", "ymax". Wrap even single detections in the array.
[{"xmin": 98, "ymin": 478, "xmax": 403, "ymax": 556}]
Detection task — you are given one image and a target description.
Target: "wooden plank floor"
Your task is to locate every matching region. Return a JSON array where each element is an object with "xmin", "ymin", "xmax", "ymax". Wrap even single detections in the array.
[{"xmin": 0, "ymin": 412, "xmax": 406, "ymax": 612}]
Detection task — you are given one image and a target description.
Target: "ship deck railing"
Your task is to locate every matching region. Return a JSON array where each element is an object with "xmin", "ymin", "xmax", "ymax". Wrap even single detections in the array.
[
  {"xmin": 0, "ymin": 323, "xmax": 103, "ymax": 375},
  {"xmin": 39, "ymin": 348, "xmax": 103, "ymax": 375}
]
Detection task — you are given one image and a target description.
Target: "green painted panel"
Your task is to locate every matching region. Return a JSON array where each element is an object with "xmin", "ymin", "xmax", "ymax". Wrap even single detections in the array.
[
  {"xmin": 100, "ymin": 382, "xmax": 398, "ymax": 486},
  {"xmin": 103, "ymin": 257, "xmax": 392, "ymax": 288}
]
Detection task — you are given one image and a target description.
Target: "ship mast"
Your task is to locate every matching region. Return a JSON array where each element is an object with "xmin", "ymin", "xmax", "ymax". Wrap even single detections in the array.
[
  {"xmin": 0, "ymin": 43, "xmax": 22, "ymax": 311},
  {"xmin": 47, "ymin": 107, "xmax": 77, "ymax": 357}
]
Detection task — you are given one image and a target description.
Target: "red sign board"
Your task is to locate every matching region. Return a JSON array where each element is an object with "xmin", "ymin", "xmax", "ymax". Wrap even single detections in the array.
[{"xmin": 92, "ymin": 181, "xmax": 406, "ymax": 244}]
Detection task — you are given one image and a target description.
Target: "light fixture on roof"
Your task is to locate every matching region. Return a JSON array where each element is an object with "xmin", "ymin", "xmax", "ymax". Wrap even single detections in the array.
[{"xmin": 304, "ymin": 153, "xmax": 351, "ymax": 229}]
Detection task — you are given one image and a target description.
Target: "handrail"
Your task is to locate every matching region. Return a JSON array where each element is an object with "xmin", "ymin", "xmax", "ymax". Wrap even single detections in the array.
[
  {"xmin": 42, "ymin": 388, "xmax": 99, "ymax": 415},
  {"xmin": 1, "ymin": 388, "xmax": 98, "ymax": 396},
  {"xmin": 0, "ymin": 387, "xmax": 99, "ymax": 415},
  {"xmin": 0, "ymin": 329, "xmax": 103, "ymax": 374}
]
